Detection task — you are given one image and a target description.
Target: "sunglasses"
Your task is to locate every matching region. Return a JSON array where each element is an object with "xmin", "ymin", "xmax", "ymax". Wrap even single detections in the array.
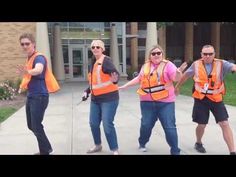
[
  {"xmin": 202, "ymin": 53, "xmax": 214, "ymax": 56},
  {"xmin": 91, "ymin": 46, "xmax": 101, "ymax": 50},
  {"xmin": 151, "ymin": 52, "xmax": 162, "ymax": 56},
  {"xmin": 20, "ymin": 42, "xmax": 31, "ymax": 46}
]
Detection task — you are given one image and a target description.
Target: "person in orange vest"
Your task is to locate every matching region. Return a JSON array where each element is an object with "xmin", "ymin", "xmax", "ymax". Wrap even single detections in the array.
[
  {"xmin": 16, "ymin": 33, "xmax": 60, "ymax": 155},
  {"xmin": 83, "ymin": 40, "xmax": 120, "ymax": 155},
  {"xmin": 175, "ymin": 44, "xmax": 236, "ymax": 155},
  {"xmin": 119, "ymin": 45, "xmax": 187, "ymax": 155}
]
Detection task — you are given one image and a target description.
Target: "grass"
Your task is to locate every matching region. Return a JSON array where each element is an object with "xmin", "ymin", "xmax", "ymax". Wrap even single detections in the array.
[
  {"xmin": 0, "ymin": 107, "xmax": 17, "ymax": 123},
  {"xmin": 180, "ymin": 73, "xmax": 236, "ymax": 106}
]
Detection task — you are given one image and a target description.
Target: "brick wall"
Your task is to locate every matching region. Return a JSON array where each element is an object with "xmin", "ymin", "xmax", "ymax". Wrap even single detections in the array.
[{"xmin": 0, "ymin": 22, "xmax": 36, "ymax": 82}]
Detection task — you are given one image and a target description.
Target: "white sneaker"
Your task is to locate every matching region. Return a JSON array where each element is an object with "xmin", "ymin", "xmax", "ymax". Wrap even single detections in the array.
[
  {"xmin": 113, "ymin": 150, "xmax": 119, "ymax": 155},
  {"xmin": 139, "ymin": 147, "xmax": 147, "ymax": 152}
]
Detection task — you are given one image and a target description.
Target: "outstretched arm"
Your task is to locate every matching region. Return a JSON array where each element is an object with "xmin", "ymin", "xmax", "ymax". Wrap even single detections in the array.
[
  {"xmin": 174, "ymin": 61, "xmax": 188, "ymax": 81},
  {"xmin": 231, "ymin": 64, "xmax": 236, "ymax": 72},
  {"xmin": 175, "ymin": 72, "xmax": 191, "ymax": 96},
  {"xmin": 119, "ymin": 76, "xmax": 140, "ymax": 90}
]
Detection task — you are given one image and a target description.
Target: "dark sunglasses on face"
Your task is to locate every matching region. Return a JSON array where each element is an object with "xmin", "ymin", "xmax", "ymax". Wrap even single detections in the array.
[
  {"xmin": 91, "ymin": 46, "xmax": 101, "ymax": 50},
  {"xmin": 21, "ymin": 42, "xmax": 31, "ymax": 46},
  {"xmin": 151, "ymin": 51, "xmax": 162, "ymax": 56},
  {"xmin": 203, "ymin": 53, "xmax": 214, "ymax": 56}
]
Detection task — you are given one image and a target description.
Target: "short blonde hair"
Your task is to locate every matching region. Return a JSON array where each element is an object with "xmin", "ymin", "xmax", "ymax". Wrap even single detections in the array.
[
  {"xmin": 19, "ymin": 33, "xmax": 35, "ymax": 43},
  {"xmin": 145, "ymin": 44, "xmax": 165, "ymax": 62},
  {"xmin": 90, "ymin": 40, "xmax": 105, "ymax": 51}
]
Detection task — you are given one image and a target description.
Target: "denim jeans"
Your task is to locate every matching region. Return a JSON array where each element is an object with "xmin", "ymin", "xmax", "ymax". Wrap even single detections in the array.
[
  {"xmin": 26, "ymin": 95, "xmax": 52, "ymax": 154},
  {"xmin": 138, "ymin": 101, "xmax": 180, "ymax": 155},
  {"xmin": 89, "ymin": 100, "xmax": 119, "ymax": 151}
]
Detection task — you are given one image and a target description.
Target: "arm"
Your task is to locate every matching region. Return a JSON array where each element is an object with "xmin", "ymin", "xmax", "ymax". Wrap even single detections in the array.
[
  {"xmin": 28, "ymin": 63, "xmax": 44, "ymax": 76},
  {"xmin": 16, "ymin": 57, "xmax": 44, "ymax": 76},
  {"xmin": 231, "ymin": 64, "xmax": 236, "ymax": 72},
  {"xmin": 175, "ymin": 72, "xmax": 191, "ymax": 96},
  {"xmin": 119, "ymin": 76, "xmax": 140, "ymax": 90},
  {"xmin": 174, "ymin": 61, "xmax": 188, "ymax": 82},
  {"xmin": 28, "ymin": 55, "xmax": 45, "ymax": 76},
  {"xmin": 103, "ymin": 57, "xmax": 120, "ymax": 84}
]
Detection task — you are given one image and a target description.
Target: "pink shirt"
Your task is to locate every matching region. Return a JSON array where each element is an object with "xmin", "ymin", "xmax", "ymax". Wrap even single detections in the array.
[{"xmin": 138, "ymin": 61, "xmax": 177, "ymax": 102}]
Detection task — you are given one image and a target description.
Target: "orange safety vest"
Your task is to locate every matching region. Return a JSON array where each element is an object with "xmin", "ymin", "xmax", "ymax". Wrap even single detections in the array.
[
  {"xmin": 20, "ymin": 52, "xmax": 60, "ymax": 93},
  {"xmin": 88, "ymin": 60, "xmax": 118, "ymax": 96},
  {"xmin": 137, "ymin": 59, "xmax": 173, "ymax": 100},
  {"xmin": 192, "ymin": 58, "xmax": 225, "ymax": 102}
]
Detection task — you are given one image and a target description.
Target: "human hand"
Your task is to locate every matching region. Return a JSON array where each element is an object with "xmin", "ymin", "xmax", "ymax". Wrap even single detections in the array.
[
  {"xmin": 82, "ymin": 91, "xmax": 89, "ymax": 101},
  {"xmin": 16, "ymin": 64, "xmax": 28, "ymax": 75},
  {"xmin": 18, "ymin": 88, "xmax": 22, "ymax": 94},
  {"xmin": 174, "ymin": 87, "xmax": 180, "ymax": 96},
  {"xmin": 178, "ymin": 62, "xmax": 188, "ymax": 73},
  {"xmin": 110, "ymin": 72, "xmax": 118, "ymax": 82}
]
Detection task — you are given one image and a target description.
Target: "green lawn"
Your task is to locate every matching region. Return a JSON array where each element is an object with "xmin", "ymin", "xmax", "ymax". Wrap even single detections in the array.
[
  {"xmin": 0, "ymin": 107, "xmax": 17, "ymax": 123},
  {"xmin": 180, "ymin": 73, "xmax": 236, "ymax": 106}
]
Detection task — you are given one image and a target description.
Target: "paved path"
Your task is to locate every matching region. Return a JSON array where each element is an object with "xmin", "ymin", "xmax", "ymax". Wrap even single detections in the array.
[{"xmin": 1, "ymin": 81, "xmax": 236, "ymax": 155}]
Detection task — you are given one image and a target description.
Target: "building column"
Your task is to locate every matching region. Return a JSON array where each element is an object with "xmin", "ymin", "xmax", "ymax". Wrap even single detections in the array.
[
  {"xmin": 52, "ymin": 23, "xmax": 65, "ymax": 82},
  {"xmin": 184, "ymin": 22, "xmax": 194, "ymax": 62},
  {"xmin": 158, "ymin": 26, "xmax": 166, "ymax": 57},
  {"xmin": 211, "ymin": 22, "xmax": 220, "ymax": 58},
  {"xmin": 130, "ymin": 22, "xmax": 138, "ymax": 71},
  {"xmin": 110, "ymin": 23, "xmax": 120, "ymax": 72},
  {"xmin": 145, "ymin": 22, "xmax": 157, "ymax": 59},
  {"xmin": 36, "ymin": 22, "xmax": 52, "ymax": 70},
  {"xmin": 122, "ymin": 22, "xmax": 127, "ymax": 76}
]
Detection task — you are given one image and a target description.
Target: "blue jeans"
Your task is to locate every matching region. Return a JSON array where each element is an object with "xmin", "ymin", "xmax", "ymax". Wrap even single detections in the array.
[
  {"xmin": 26, "ymin": 95, "xmax": 52, "ymax": 154},
  {"xmin": 89, "ymin": 100, "xmax": 119, "ymax": 151},
  {"xmin": 138, "ymin": 101, "xmax": 180, "ymax": 155}
]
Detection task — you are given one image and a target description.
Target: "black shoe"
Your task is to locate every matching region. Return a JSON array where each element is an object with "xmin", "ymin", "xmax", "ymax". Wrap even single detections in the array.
[
  {"xmin": 230, "ymin": 152, "xmax": 236, "ymax": 155},
  {"xmin": 194, "ymin": 143, "xmax": 206, "ymax": 153},
  {"xmin": 34, "ymin": 149, "xmax": 53, "ymax": 155}
]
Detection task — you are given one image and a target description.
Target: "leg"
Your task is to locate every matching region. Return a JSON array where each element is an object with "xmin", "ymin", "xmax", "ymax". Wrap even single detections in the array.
[
  {"xmin": 101, "ymin": 100, "xmax": 119, "ymax": 151},
  {"xmin": 158, "ymin": 102, "xmax": 180, "ymax": 155},
  {"xmin": 192, "ymin": 98, "xmax": 209, "ymax": 153},
  {"xmin": 211, "ymin": 100, "xmax": 235, "ymax": 153},
  {"xmin": 26, "ymin": 97, "xmax": 32, "ymax": 131},
  {"xmin": 196, "ymin": 124, "xmax": 207, "ymax": 144},
  {"xmin": 30, "ymin": 96, "xmax": 52, "ymax": 154},
  {"xmin": 138, "ymin": 101, "xmax": 157, "ymax": 148},
  {"xmin": 218, "ymin": 121, "xmax": 235, "ymax": 153},
  {"xmin": 89, "ymin": 101, "xmax": 102, "ymax": 146}
]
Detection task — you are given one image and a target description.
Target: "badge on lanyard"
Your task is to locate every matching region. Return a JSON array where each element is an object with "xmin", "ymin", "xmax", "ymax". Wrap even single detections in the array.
[{"xmin": 204, "ymin": 83, "xmax": 209, "ymax": 91}]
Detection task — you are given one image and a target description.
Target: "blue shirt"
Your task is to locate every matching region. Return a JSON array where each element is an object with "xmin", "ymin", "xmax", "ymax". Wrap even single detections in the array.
[{"xmin": 27, "ymin": 55, "xmax": 49, "ymax": 97}]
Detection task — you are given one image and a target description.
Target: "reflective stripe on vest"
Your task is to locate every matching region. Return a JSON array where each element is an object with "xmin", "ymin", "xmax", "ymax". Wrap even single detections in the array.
[
  {"xmin": 92, "ymin": 64, "xmax": 113, "ymax": 89},
  {"xmin": 142, "ymin": 81, "xmax": 173, "ymax": 93},
  {"xmin": 137, "ymin": 60, "xmax": 172, "ymax": 100},
  {"xmin": 193, "ymin": 58, "xmax": 225, "ymax": 102},
  {"xmin": 89, "ymin": 60, "xmax": 118, "ymax": 96}
]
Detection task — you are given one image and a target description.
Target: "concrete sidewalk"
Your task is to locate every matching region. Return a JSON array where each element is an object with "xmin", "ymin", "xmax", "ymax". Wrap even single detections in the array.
[{"xmin": 1, "ymin": 81, "xmax": 236, "ymax": 155}]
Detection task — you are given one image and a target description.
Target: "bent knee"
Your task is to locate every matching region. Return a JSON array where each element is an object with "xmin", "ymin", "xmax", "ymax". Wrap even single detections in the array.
[{"xmin": 218, "ymin": 120, "xmax": 229, "ymax": 127}]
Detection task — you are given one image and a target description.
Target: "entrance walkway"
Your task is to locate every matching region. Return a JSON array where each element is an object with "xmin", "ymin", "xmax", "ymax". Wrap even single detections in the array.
[{"xmin": 1, "ymin": 81, "xmax": 236, "ymax": 155}]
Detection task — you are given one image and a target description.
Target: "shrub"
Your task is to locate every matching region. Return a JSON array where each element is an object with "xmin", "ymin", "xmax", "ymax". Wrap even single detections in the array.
[{"xmin": 0, "ymin": 80, "xmax": 17, "ymax": 100}]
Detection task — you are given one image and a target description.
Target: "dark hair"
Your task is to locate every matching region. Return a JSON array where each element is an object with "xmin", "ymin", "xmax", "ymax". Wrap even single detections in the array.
[{"xmin": 19, "ymin": 33, "xmax": 35, "ymax": 43}]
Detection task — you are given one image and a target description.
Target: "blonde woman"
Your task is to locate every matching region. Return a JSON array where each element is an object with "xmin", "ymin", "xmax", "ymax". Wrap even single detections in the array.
[
  {"xmin": 84, "ymin": 40, "xmax": 120, "ymax": 155},
  {"xmin": 119, "ymin": 45, "xmax": 187, "ymax": 155}
]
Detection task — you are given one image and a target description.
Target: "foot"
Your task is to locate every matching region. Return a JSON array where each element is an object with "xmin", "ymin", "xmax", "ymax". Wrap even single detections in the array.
[
  {"xmin": 34, "ymin": 149, "xmax": 53, "ymax": 155},
  {"xmin": 194, "ymin": 142, "xmax": 206, "ymax": 153},
  {"xmin": 87, "ymin": 145, "xmax": 102, "ymax": 153},
  {"xmin": 139, "ymin": 146, "xmax": 147, "ymax": 152},
  {"xmin": 113, "ymin": 150, "xmax": 119, "ymax": 155}
]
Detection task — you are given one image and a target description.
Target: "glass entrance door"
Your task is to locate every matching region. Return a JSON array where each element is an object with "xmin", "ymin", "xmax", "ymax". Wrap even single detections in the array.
[{"xmin": 68, "ymin": 45, "xmax": 87, "ymax": 81}]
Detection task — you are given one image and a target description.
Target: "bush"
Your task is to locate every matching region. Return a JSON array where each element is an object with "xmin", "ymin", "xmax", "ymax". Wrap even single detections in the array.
[
  {"xmin": 127, "ymin": 68, "xmax": 138, "ymax": 80},
  {"xmin": 0, "ymin": 80, "xmax": 18, "ymax": 100}
]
